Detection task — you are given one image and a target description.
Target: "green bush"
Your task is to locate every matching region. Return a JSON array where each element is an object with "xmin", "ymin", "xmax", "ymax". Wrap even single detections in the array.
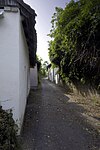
[{"xmin": 0, "ymin": 106, "xmax": 18, "ymax": 150}]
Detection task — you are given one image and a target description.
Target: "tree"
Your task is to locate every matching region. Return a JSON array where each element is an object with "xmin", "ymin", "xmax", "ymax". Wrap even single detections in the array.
[
  {"xmin": 48, "ymin": 0, "xmax": 100, "ymax": 88},
  {"xmin": 41, "ymin": 61, "xmax": 49, "ymax": 77},
  {"xmin": 36, "ymin": 55, "xmax": 49, "ymax": 77}
]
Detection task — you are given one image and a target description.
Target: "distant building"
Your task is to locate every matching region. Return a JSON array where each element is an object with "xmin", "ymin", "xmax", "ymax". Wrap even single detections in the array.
[
  {"xmin": 47, "ymin": 64, "xmax": 59, "ymax": 84},
  {"xmin": 0, "ymin": 0, "xmax": 37, "ymax": 134},
  {"xmin": 30, "ymin": 64, "xmax": 38, "ymax": 89}
]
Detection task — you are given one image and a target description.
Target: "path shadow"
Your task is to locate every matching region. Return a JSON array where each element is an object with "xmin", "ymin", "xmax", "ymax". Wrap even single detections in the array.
[{"xmin": 20, "ymin": 89, "xmax": 43, "ymax": 149}]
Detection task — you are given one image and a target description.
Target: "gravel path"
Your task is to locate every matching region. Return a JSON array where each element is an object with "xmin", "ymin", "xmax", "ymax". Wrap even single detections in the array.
[{"xmin": 21, "ymin": 79, "xmax": 100, "ymax": 150}]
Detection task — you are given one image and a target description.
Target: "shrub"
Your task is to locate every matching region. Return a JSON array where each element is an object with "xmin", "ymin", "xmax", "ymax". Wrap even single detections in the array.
[{"xmin": 0, "ymin": 106, "xmax": 18, "ymax": 150}]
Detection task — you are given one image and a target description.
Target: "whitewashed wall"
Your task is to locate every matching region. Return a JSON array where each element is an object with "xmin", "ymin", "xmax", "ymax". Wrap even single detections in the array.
[
  {"xmin": 0, "ymin": 8, "xmax": 31, "ymax": 133},
  {"xmin": 0, "ymin": 8, "xmax": 20, "ymax": 125},
  {"xmin": 54, "ymin": 68, "xmax": 59, "ymax": 84},
  {"xmin": 48, "ymin": 67, "xmax": 59, "ymax": 84},
  {"xmin": 19, "ymin": 15, "xmax": 30, "ymax": 130},
  {"xmin": 30, "ymin": 65, "xmax": 38, "ymax": 89},
  {"xmin": 48, "ymin": 68, "xmax": 54, "ymax": 82}
]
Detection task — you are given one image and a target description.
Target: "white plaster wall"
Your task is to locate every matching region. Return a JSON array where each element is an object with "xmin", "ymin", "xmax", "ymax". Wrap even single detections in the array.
[
  {"xmin": 54, "ymin": 68, "xmax": 59, "ymax": 84},
  {"xmin": 48, "ymin": 68, "xmax": 52, "ymax": 81},
  {"xmin": 48, "ymin": 68, "xmax": 54, "ymax": 82},
  {"xmin": 0, "ymin": 8, "xmax": 31, "ymax": 133},
  {"xmin": 30, "ymin": 65, "xmax": 38, "ymax": 89},
  {"xmin": 48, "ymin": 67, "xmax": 59, "ymax": 84},
  {"xmin": 19, "ymin": 16, "xmax": 30, "ymax": 129},
  {"xmin": 0, "ymin": 9, "xmax": 20, "ymax": 123}
]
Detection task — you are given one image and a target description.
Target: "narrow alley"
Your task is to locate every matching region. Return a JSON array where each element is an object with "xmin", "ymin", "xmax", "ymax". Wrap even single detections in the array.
[{"xmin": 21, "ymin": 79, "xmax": 99, "ymax": 150}]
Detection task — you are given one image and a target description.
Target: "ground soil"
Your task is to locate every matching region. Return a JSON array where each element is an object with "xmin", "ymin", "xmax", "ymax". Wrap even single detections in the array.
[{"xmin": 20, "ymin": 79, "xmax": 100, "ymax": 150}]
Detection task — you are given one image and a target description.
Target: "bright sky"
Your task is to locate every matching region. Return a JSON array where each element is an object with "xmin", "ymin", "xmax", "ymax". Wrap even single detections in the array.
[{"xmin": 24, "ymin": 0, "xmax": 70, "ymax": 62}]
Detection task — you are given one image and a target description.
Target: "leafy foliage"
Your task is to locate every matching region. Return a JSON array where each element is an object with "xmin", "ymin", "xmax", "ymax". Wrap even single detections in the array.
[
  {"xmin": 41, "ymin": 61, "xmax": 49, "ymax": 77},
  {"xmin": 0, "ymin": 106, "xmax": 18, "ymax": 150},
  {"xmin": 48, "ymin": 0, "xmax": 100, "ymax": 87},
  {"xmin": 36, "ymin": 56, "xmax": 49, "ymax": 77}
]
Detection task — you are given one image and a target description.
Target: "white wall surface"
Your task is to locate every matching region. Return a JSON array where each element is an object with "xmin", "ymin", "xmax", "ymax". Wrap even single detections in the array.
[
  {"xmin": 54, "ymin": 68, "xmax": 59, "ymax": 84},
  {"xmin": 0, "ymin": 8, "xmax": 20, "ymax": 124},
  {"xmin": 30, "ymin": 65, "xmax": 38, "ymax": 89},
  {"xmin": 19, "ymin": 16, "xmax": 30, "ymax": 129},
  {"xmin": 48, "ymin": 67, "xmax": 59, "ymax": 84},
  {"xmin": 48, "ymin": 68, "xmax": 54, "ymax": 82},
  {"xmin": 0, "ymin": 8, "xmax": 31, "ymax": 133}
]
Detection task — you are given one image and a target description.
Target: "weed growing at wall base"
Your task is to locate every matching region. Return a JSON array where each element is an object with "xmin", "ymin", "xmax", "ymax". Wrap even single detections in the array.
[{"xmin": 0, "ymin": 106, "xmax": 19, "ymax": 150}]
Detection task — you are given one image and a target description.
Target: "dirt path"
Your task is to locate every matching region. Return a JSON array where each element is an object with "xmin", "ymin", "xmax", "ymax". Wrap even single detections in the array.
[{"xmin": 21, "ymin": 79, "xmax": 100, "ymax": 150}]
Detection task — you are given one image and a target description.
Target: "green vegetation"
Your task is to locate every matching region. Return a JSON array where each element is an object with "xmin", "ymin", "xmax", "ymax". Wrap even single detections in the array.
[
  {"xmin": 37, "ymin": 55, "xmax": 49, "ymax": 77},
  {"xmin": 0, "ymin": 106, "xmax": 18, "ymax": 150},
  {"xmin": 48, "ymin": 0, "xmax": 100, "ymax": 88},
  {"xmin": 41, "ymin": 61, "xmax": 49, "ymax": 77}
]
